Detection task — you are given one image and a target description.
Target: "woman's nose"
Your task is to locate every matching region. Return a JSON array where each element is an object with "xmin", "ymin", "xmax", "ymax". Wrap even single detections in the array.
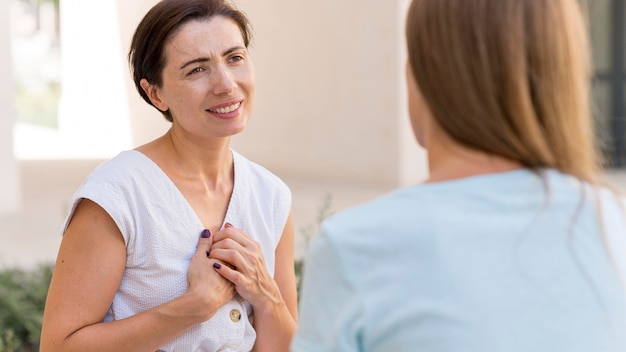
[{"xmin": 211, "ymin": 65, "xmax": 237, "ymax": 95}]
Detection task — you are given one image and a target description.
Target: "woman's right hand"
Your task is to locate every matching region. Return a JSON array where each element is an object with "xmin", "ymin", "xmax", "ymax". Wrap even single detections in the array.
[{"xmin": 186, "ymin": 229, "xmax": 236, "ymax": 317}]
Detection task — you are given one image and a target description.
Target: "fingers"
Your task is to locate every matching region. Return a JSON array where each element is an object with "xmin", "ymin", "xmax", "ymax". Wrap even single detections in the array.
[
  {"xmin": 212, "ymin": 223, "xmax": 253, "ymax": 248},
  {"xmin": 209, "ymin": 247, "xmax": 244, "ymax": 270},
  {"xmin": 210, "ymin": 237, "xmax": 245, "ymax": 252},
  {"xmin": 210, "ymin": 227, "xmax": 249, "ymax": 267},
  {"xmin": 213, "ymin": 260, "xmax": 244, "ymax": 284},
  {"xmin": 196, "ymin": 229, "xmax": 213, "ymax": 257},
  {"xmin": 209, "ymin": 223, "xmax": 268, "ymax": 271}
]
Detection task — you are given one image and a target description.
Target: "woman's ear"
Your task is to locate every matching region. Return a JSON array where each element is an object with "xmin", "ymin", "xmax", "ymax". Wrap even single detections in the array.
[{"xmin": 140, "ymin": 78, "xmax": 168, "ymax": 112}]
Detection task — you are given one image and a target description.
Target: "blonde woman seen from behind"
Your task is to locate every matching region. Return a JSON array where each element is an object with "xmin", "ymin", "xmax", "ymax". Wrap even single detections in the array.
[{"xmin": 292, "ymin": 0, "xmax": 626, "ymax": 351}]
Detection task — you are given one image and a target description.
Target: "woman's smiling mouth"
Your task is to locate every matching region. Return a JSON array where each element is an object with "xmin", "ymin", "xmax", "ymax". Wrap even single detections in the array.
[{"xmin": 208, "ymin": 101, "xmax": 241, "ymax": 114}]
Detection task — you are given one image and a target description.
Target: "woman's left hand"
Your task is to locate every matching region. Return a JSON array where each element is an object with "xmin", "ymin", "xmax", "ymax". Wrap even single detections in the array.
[{"xmin": 209, "ymin": 223, "xmax": 283, "ymax": 309}]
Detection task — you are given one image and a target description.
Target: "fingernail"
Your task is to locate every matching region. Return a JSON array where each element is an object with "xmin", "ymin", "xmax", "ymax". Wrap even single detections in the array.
[
  {"xmin": 225, "ymin": 222, "xmax": 233, "ymax": 228},
  {"xmin": 213, "ymin": 262, "xmax": 222, "ymax": 269},
  {"xmin": 201, "ymin": 229, "xmax": 211, "ymax": 238},
  {"xmin": 206, "ymin": 250, "xmax": 210, "ymax": 257}
]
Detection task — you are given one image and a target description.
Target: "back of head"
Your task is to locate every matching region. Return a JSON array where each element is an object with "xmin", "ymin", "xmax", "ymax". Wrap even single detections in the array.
[
  {"xmin": 128, "ymin": 0, "xmax": 251, "ymax": 122},
  {"xmin": 406, "ymin": 0, "xmax": 600, "ymax": 182}
]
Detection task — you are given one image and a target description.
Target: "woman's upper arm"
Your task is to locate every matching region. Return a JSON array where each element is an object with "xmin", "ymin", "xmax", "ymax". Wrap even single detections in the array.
[
  {"xmin": 42, "ymin": 198, "xmax": 127, "ymax": 344},
  {"xmin": 273, "ymin": 210, "xmax": 298, "ymax": 320}
]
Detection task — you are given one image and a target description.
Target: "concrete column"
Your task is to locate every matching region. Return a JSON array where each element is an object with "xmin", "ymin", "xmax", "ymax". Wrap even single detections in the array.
[
  {"xmin": 232, "ymin": 0, "xmax": 428, "ymax": 187},
  {"xmin": 0, "ymin": 0, "xmax": 21, "ymax": 214},
  {"xmin": 57, "ymin": 0, "xmax": 132, "ymax": 157}
]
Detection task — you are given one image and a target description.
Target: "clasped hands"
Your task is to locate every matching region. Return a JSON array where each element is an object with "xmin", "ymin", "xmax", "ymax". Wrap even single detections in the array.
[{"xmin": 187, "ymin": 223, "xmax": 280, "ymax": 318}]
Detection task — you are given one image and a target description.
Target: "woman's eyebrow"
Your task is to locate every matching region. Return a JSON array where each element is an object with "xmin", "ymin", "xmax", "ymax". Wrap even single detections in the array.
[
  {"xmin": 179, "ymin": 46, "xmax": 246, "ymax": 70},
  {"xmin": 180, "ymin": 57, "xmax": 209, "ymax": 70},
  {"xmin": 222, "ymin": 46, "xmax": 246, "ymax": 56}
]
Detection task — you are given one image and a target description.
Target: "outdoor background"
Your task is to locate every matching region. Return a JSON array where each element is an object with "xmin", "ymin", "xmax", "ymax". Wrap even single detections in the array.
[
  {"xmin": 1, "ymin": 0, "xmax": 626, "ymax": 287},
  {"xmin": 0, "ymin": 0, "xmax": 625, "ymax": 349}
]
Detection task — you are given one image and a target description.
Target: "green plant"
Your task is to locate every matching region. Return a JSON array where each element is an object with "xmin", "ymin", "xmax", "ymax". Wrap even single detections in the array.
[
  {"xmin": 295, "ymin": 194, "xmax": 334, "ymax": 298},
  {"xmin": 0, "ymin": 329, "xmax": 20, "ymax": 352},
  {"xmin": 0, "ymin": 263, "xmax": 54, "ymax": 352}
]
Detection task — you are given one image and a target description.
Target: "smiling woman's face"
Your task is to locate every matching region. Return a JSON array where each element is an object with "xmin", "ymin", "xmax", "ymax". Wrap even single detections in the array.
[{"xmin": 143, "ymin": 15, "xmax": 255, "ymax": 139}]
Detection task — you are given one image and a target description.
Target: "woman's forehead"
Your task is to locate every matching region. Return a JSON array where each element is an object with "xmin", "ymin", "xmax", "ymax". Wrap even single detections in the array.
[{"xmin": 165, "ymin": 17, "xmax": 245, "ymax": 61}]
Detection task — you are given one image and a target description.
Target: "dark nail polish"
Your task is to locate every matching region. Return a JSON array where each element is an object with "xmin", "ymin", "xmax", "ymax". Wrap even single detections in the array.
[
  {"xmin": 213, "ymin": 262, "xmax": 222, "ymax": 269},
  {"xmin": 206, "ymin": 250, "xmax": 210, "ymax": 257},
  {"xmin": 201, "ymin": 229, "xmax": 211, "ymax": 238}
]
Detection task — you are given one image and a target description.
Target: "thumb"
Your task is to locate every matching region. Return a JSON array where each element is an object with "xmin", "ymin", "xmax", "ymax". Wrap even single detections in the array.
[{"xmin": 197, "ymin": 229, "xmax": 213, "ymax": 257}]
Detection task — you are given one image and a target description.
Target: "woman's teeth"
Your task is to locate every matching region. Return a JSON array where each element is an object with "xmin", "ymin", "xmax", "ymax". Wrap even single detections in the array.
[{"xmin": 209, "ymin": 102, "xmax": 241, "ymax": 114}]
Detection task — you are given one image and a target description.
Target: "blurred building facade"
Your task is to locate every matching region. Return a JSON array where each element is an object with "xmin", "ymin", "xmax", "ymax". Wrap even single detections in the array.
[
  {"xmin": 590, "ymin": 0, "xmax": 626, "ymax": 167},
  {"xmin": 1, "ymin": 0, "xmax": 625, "ymax": 214},
  {"xmin": 2, "ymin": 0, "xmax": 428, "ymax": 215}
]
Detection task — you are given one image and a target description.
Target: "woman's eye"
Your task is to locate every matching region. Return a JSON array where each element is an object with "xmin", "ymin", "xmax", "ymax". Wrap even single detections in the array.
[
  {"xmin": 188, "ymin": 67, "xmax": 204, "ymax": 75},
  {"xmin": 229, "ymin": 55, "xmax": 244, "ymax": 63}
]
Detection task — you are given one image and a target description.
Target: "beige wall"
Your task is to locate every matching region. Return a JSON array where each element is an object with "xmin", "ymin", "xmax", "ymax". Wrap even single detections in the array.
[
  {"xmin": 230, "ymin": 0, "xmax": 427, "ymax": 186},
  {"xmin": 0, "ymin": 0, "xmax": 21, "ymax": 214},
  {"xmin": 56, "ymin": 0, "xmax": 133, "ymax": 157}
]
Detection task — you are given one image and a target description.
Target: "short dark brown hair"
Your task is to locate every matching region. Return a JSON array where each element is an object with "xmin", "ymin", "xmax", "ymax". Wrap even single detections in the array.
[{"xmin": 128, "ymin": 0, "xmax": 252, "ymax": 122}]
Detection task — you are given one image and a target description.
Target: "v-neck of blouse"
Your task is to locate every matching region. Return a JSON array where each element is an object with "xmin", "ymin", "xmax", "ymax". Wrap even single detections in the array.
[{"xmin": 128, "ymin": 149, "xmax": 242, "ymax": 231}]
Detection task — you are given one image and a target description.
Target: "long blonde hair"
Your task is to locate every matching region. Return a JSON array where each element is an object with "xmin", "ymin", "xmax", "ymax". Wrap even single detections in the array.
[{"xmin": 406, "ymin": 0, "xmax": 600, "ymax": 182}]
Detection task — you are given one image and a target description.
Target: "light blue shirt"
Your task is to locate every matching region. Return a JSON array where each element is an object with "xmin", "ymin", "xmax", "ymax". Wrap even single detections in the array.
[{"xmin": 292, "ymin": 169, "xmax": 626, "ymax": 352}]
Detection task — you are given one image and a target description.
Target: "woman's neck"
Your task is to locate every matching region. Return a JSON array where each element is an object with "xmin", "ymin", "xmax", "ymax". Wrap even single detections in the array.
[
  {"xmin": 425, "ymin": 127, "xmax": 523, "ymax": 183},
  {"xmin": 138, "ymin": 128, "xmax": 234, "ymax": 191}
]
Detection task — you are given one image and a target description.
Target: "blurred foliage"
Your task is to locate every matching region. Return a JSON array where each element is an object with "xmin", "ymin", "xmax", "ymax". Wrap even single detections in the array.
[
  {"xmin": 295, "ymin": 194, "xmax": 334, "ymax": 299},
  {"xmin": 0, "ymin": 263, "xmax": 54, "ymax": 352},
  {"xmin": 38, "ymin": 0, "xmax": 59, "ymax": 6}
]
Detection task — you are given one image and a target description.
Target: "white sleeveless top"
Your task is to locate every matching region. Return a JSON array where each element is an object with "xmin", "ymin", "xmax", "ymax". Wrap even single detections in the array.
[{"xmin": 63, "ymin": 150, "xmax": 292, "ymax": 352}]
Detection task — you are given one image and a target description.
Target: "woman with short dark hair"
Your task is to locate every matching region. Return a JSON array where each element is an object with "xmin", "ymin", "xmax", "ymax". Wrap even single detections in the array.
[{"xmin": 41, "ymin": 1, "xmax": 297, "ymax": 351}]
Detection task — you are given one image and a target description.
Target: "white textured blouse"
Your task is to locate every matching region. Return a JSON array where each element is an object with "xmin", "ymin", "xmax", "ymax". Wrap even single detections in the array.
[{"xmin": 63, "ymin": 150, "xmax": 292, "ymax": 352}]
